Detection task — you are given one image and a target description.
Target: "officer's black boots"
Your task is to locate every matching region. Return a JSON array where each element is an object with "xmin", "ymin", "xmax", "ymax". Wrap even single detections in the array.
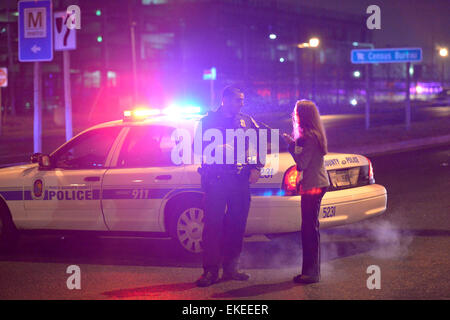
[
  {"xmin": 293, "ymin": 274, "xmax": 320, "ymax": 284},
  {"xmin": 195, "ymin": 271, "xmax": 219, "ymax": 287},
  {"xmin": 221, "ymin": 270, "xmax": 250, "ymax": 281}
]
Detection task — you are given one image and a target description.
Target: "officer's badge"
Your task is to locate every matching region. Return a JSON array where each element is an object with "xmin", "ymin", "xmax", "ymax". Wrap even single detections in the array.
[
  {"xmin": 33, "ymin": 179, "xmax": 44, "ymax": 200},
  {"xmin": 240, "ymin": 119, "xmax": 246, "ymax": 127}
]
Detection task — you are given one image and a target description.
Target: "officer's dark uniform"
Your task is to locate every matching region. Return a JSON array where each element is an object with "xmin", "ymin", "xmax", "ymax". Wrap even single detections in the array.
[{"xmin": 196, "ymin": 108, "xmax": 263, "ymax": 277}]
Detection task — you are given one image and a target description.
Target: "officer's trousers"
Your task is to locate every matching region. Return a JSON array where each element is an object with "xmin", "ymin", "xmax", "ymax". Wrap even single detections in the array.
[
  {"xmin": 202, "ymin": 173, "xmax": 251, "ymax": 274},
  {"xmin": 300, "ymin": 188, "xmax": 327, "ymax": 278}
]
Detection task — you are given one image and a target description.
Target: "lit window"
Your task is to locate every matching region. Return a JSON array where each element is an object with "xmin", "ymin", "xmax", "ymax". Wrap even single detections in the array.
[
  {"xmin": 142, "ymin": 0, "xmax": 167, "ymax": 5},
  {"xmin": 107, "ymin": 71, "xmax": 117, "ymax": 87},
  {"xmin": 83, "ymin": 71, "xmax": 101, "ymax": 88}
]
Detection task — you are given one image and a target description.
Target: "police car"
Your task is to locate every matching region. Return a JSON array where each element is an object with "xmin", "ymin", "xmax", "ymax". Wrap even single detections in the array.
[{"xmin": 0, "ymin": 107, "xmax": 387, "ymax": 254}]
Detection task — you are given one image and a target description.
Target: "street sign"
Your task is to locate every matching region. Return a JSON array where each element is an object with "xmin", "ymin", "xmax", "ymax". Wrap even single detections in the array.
[
  {"xmin": 0, "ymin": 68, "xmax": 7, "ymax": 87},
  {"xmin": 18, "ymin": 0, "xmax": 53, "ymax": 62},
  {"xmin": 54, "ymin": 11, "xmax": 76, "ymax": 51},
  {"xmin": 203, "ymin": 67, "xmax": 217, "ymax": 80},
  {"xmin": 351, "ymin": 48, "xmax": 422, "ymax": 64}
]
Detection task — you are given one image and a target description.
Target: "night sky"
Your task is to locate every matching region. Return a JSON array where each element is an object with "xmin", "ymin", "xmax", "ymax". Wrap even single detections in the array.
[{"xmin": 298, "ymin": 0, "xmax": 450, "ymax": 64}]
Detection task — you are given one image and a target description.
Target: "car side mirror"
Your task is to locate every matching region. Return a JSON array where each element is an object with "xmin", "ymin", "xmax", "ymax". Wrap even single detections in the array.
[{"xmin": 38, "ymin": 154, "xmax": 52, "ymax": 170}]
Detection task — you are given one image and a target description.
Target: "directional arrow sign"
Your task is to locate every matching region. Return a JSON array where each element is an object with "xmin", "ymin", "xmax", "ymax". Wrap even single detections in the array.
[
  {"xmin": 31, "ymin": 45, "xmax": 42, "ymax": 53},
  {"xmin": 18, "ymin": 0, "xmax": 53, "ymax": 62},
  {"xmin": 54, "ymin": 11, "xmax": 76, "ymax": 51}
]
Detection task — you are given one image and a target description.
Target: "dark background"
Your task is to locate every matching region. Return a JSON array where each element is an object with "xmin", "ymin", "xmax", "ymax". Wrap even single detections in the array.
[{"xmin": 0, "ymin": 0, "xmax": 449, "ymax": 126}]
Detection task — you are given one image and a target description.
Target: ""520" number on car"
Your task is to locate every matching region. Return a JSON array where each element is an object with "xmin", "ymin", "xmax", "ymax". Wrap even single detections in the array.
[{"xmin": 322, "ymin": 206, "xmax": 336, "ymax": 218}]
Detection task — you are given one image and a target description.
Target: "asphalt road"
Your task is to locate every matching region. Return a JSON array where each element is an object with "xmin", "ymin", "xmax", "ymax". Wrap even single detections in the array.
[
  {"xmin": 0, "ymin": 145, "xmax": 449, "ymax": 300},
  {"xmin": 0, "ymin": 105, "xmax": 449, "ymax": 166}
]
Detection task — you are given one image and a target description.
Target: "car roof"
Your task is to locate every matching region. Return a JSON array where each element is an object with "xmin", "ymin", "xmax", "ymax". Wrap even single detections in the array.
[{"xmin": 87, "ymin": 115, "xmax": 202, "ymax": 131}]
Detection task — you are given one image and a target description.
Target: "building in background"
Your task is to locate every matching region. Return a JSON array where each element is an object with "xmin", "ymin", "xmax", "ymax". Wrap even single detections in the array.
[{"xmin": 0, "ymin": 0, "xmax": 446, "ymax": 125}]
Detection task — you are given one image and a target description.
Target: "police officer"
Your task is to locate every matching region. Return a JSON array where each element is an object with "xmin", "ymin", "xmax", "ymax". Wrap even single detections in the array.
[{"xmin": 195, "ymin": 86, "xmax": 263, "ymax": 287}]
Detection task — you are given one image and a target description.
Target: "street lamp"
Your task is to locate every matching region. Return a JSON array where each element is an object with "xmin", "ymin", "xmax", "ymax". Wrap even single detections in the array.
[
  {"xmin": 438, "ymin": 47, "xmax": 448, "ymax": 86},
  {"xmin": 309, "ymin": 38, "xmax": 320, "ymax": 101},
  {"xmin": 295, "ymin": 37, "xmax": 320, "ymax": 101},
  {"xmin": 309, "ymin": 37, "xmax": 320, "ymax": 48}
]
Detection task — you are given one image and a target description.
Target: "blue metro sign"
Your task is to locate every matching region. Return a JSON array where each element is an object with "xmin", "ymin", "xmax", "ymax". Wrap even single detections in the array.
[
  {"xmin": 351, "ymin": 48, "xmax": 422, "ymax": 64},
  {"xmin": 18, "ymin": 0, "xmax": 53, "ymax": 62}
]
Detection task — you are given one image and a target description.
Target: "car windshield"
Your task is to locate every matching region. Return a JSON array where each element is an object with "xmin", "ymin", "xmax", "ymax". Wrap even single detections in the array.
[
  {"xmin": 51, "ymin": 127, "xmax": 122, "ymax": 169},
  {"xmin": 117, "ymin": 125, "xmax": 178, "ymax": 168}
]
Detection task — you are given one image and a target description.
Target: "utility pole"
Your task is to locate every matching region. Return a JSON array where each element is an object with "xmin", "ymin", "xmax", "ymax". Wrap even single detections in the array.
[
  {"xmin": 63, "ymin": 50, "xmax": 73, "ymax": 141},
  {"xmin": 312, "ymin": 50, "xmax": 316, "ymax": 101},
  {"xmin": 365, "ymin": 64, "xmax": 371, "ymax": 130},
  {"xmin": 34, "ymin": 62, "xmax": 42, "ymax": 153},
  {"xmin": 128, "ymin": 2, "xmax": 138, "ymax": 105},
  {"xmin": 6, "ymin": 5, "xmax": 16, "ymax": 116},
  {"xmin": 405, "ymin": 62, "xmax": 411, "ymax": 130}
]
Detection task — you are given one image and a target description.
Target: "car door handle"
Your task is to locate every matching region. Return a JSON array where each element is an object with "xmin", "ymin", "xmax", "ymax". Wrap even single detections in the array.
[
  {"xmin": 84, "ymin": 176, "xmax": 100, "ymax": 182},
  {"xmin": 155, "ymin": 175, "xmax": 172, "ymax": 180}
]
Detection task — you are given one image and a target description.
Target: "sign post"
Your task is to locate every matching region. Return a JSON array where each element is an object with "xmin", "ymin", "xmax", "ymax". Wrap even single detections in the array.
[
  {"xmin": 351, "ymin": 47, "xmax": 422, "ymax": 130},
  {"xmin": 203, "ymin": 67, "xmax": 216, "ymax": 109},
  {"xmin": 34, "ymin": 62, "xmax": 42, "ymax": 153},
  {"xmin": 54, "ymin": 10, "xmax": 77, "ymax": 141},
  {"xmin": 406, "ymin": 62, "xmax": 411, "ymax": 130},
  {"xmin": 18, "ymin": 0, "xmax": 53, "ymax": 153},
  {"xmin": 0, "ymin": 68, "xmax": 7, "ymax": 135},
  {"xmin": 365, "ymin": 64, "xmax": 370, "ymax": 130}
]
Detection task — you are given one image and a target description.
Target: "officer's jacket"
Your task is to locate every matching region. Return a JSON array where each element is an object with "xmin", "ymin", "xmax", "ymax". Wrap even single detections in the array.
[
  {"xmin": 195, "ymin": 108, "xmax": 264, "ymax": 174},
  {"xmin": 288, "ymin": 134, "xmax": 330, "ymax": 190}
]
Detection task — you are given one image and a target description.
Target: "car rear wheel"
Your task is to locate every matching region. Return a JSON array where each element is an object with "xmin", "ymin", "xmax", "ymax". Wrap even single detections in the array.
[{"xmin": 169, "ymin": 200, "xmax": 205, "ymax": 255}]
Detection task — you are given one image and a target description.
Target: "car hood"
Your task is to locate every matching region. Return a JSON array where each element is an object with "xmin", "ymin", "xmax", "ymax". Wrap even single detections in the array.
[{"xmin": 0, "ymin": 163, "xmax": 38, "ymax": 188}]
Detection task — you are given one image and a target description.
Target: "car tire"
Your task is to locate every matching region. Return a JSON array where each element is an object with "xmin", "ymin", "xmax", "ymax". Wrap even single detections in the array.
[
  {"xmin": 168, "ymin": 199, "xmax": 205, "ymax": 255},
  {"xmin": 0, "ymin": 202, "xmax": 19, "ymax": 253}
]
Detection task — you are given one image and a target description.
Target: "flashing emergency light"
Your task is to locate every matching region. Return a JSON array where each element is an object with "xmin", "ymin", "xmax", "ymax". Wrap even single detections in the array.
[
  {"xmin": 123, "ymin": 108, "xmax": 161, "ymax": 121},
  {"xmin": 123, "ymin": 104, "xmax": 202, "ymax": 121},
  {"xmin": 164, "ymin": 104, "xmax": 202, "ymax": 116}
]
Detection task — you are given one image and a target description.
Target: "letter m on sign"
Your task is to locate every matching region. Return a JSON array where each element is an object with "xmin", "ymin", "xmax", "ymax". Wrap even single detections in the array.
[{"xmin": 24, "ymin": 7, "xmax": 46, "ymax": 38}]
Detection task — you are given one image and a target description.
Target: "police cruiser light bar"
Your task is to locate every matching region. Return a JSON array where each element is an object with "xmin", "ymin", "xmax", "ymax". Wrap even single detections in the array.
[
  {"xmin": 123, "ymin": 108, "xmax": 161, "ymax": 121},
  {"xmin": 123, "ymin": 105, "xmax": 202, "ymax": 121}
]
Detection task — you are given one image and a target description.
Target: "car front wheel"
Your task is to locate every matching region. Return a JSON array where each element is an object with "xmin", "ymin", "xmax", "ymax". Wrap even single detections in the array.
[{"xmin": 169, "ymin": 200, "xmax": 205, "ymax": 255}]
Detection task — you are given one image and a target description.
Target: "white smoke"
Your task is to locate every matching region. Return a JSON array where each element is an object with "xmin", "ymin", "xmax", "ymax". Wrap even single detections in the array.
[
  {"xmin": 364, "ymin": 219, "xmax": 413, "ymax": 259},
  {"xmin": 240, "ymin": 217, "xmax": 413, "ymax": 277}
]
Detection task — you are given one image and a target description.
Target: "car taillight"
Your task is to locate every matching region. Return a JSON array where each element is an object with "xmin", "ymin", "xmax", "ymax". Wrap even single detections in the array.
[
  {"xmin": 367, "ymin": 158, "xmax": 375, "ymax": 184},
  {"xmin": 282, "ymin": 165, "xmax": 299, "ymax": 196}
]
